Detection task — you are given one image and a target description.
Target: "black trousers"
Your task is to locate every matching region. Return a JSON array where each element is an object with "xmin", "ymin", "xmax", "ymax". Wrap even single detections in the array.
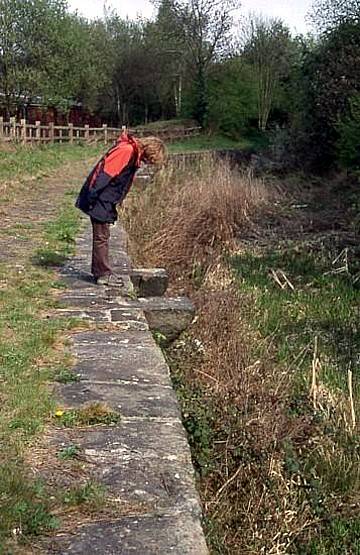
[{"xmin": 91, "ymin": 218, "xmax": 112, "ymax": 278}]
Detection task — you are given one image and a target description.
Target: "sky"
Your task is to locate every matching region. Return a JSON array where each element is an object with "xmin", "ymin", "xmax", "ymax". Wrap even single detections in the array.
[{"xmin": 68, "ymin": 0, "xmax": 313, "ymax": 35}]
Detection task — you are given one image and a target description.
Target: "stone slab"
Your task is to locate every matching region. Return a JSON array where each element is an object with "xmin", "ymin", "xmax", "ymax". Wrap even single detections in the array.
[
  {"xmin": 56, "ymin": 381, "xmax": 180, "ymax": 418},
  {"xmin": 138, "ymin": 297, "xmax": 195, "ymax": 342},
  {"xmin": 70, "ymin": 330, "xmax": 154, "ymax": 353},
  {"xmin": 60, "ymin": 296, "xmax": 125, "ymax": 309},
  {"xmin": 109, "ymin": 308, "xmax": 147, "ymax": 323},
  {"xmin": 49, "ymin": 421, "xmax": 197, "ymax": 512},
  {"xmin": 53, "ymin": 309, "xmax": 111, "ymax": 323},
  {"xmin": 47, "ymin": 514, "xmax": 208, "ymax": 554},
  {"xmin": 130, "ymin": 268, "xmax": 168, "ymax": 297},
  {"xmin": 73, "ymin": 348, "xmax": 171, "ymax": 386},
  {"xmin": 52, "ymin": 419, "xmax": 190, "ymax": 463}
]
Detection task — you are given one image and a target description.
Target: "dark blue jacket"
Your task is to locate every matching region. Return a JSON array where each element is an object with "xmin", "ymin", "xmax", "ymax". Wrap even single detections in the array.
[{"xmin": 76, "ymin": 135, "xmax": 140, "ymax": 223}]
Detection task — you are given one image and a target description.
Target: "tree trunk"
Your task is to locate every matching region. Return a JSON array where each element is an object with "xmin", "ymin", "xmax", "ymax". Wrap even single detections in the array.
[{"xmin": 194, "ymin": 66, "xmax": 207, "ymax": 126}]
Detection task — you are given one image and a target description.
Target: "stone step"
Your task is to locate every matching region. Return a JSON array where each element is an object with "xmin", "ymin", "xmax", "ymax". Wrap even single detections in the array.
[
  {"xmin": 130, "ymin": 268, "xmax": 168, "ymax": 297},
  {"xmin": 59, "ymin": 295, "xmax": 195, "ymax": 343},
  {"xmin": 111, "ymin": 297, "xmax": 195, "ymax": 342}
]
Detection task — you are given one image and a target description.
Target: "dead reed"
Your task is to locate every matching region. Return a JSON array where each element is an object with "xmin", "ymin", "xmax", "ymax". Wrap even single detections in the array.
[{"xmin": 124, "ymin": 155, "xmax": 271, "ymax": 279}]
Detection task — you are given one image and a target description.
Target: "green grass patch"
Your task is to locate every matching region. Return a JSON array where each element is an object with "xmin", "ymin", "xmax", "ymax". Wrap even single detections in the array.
[
  {"xmin": 57, "ymin": 444, "xmax": 81, "ymax": 461},
  {"xmin": 168, "ymin": 132, "xmax": 267, "ymax": 154},
  {"xmin": 0, "ymin": 143, "xmax": 103, "ymax": 183},
  {"xmin": 231, "ymin": 245, "xmax": 360, "ymax": 551},
  {"xmin": 55, "ymin": 403, "xmax": 121, "ymax": 428},
  {"xmin": 33, "ymin": 204, "xmax": 80, "ymax": 267},
  {"xmin": 231, "ymin": 248, "xmax": 360, "ymax": 393},
  {"xmin": 0, "ymin": 190, "xmax": 82, "ymax": 546},
  {"xmin": 54, "ymin": 365, "xmax": 80, "ymax": 384},
  {"xmin": 62, "ymin": 481, "xmax": 107, "ymax": 512}
]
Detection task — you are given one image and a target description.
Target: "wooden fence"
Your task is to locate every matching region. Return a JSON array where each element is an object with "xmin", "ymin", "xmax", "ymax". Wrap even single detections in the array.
[{"xmin": 0, "ymin": 117, "xmax": 201, "ymax": 145}]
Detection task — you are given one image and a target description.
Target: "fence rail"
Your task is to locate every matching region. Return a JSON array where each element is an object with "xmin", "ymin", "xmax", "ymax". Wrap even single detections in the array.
[{"xmin": 0, "ymin": 117, "xmax": 201, "ymax": 145}]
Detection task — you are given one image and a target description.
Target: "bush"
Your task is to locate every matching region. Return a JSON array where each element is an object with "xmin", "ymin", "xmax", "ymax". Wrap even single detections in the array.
[{"xmin": 337, "ymin": 95, "xmax": 360, "ymax": 171}]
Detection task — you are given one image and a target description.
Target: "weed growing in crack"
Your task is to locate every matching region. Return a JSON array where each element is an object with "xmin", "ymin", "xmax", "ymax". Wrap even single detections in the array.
[
  {"xmin": 54, "ymin": 366, "xmax": 80, "ymax": 384},
  {"xmin": 57, "ymin": 444, "xmax": 81, "ymax": 460},
  {"xmin": 55, "ymin": 403, "xmax": 121, "ymax": 428},
  {"xmin": 62, "ymin": 481, "xmax": 107, "ymax": 513}
]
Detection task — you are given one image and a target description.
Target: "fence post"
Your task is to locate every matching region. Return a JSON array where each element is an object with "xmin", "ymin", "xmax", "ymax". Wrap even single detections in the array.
[
  {"xmin": 0, "ymin": 117, "xmax": 3, "ymax": 140},
  {"xmin": 84, "ymin": 124, "xmax": 90, "ymax": 143},
  {"xmin": 102, "ymin": 123, "xmax": 108, "ymax": 145},
  {"xmin": 20, "ymin": 118, "xmax": 27, "ymax": 144},
  {"xmin": 10, "ymin": 117, "xmax": 16, "ymax": 141},
  {"xmin": 35, "ymin": 121, "xmax": 41, "ymax": 143},
  {"xmin": 68, "ymin": 123, "xmax": 73, "ymax": 144},
  {"xmin": 49, "ymin": 121, "xmax": 54, "ymax": 144}
]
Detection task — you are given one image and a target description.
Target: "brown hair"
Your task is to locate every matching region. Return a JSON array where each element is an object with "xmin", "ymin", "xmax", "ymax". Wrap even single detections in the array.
[{"xmin": 137, "ymin": 136, "xmax": 167, "ymax": 167}]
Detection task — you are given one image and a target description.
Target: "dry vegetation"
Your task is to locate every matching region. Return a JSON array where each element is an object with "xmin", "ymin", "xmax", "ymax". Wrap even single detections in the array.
[
  {"xmin": 123, "ymin": 157, "xmax": 360, "ymax": 553},
  {"xmin": 125, "ymin": 156, "xmax": 272, "ymax": 281}
]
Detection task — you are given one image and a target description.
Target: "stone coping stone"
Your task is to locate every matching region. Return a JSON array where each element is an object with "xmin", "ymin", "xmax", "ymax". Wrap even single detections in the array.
[
  {"xmin": 52, "ymin": 309, "xmax": 112, "ymax": 322},
  {"xmin": 47, "ymin": 514, "xmax": 208, "ymax": 554},
  {"xmin": 71, "ymin": 330, "xmax": 152, "ymax": 344},
  {"xmin": 107, "ymin": 308, "xmax": 147, "ymax": 323},
  {"xmin": 59, "ymin": 296, "xmax": 121, "ymax": 309},
  {"xmin": 49, "ymin": 422, "xmax": 198, "ymax": 513},
  {"xmin": 56, "ymin": 381, "xmax": 181, "ymax": 419},
  {"xmin": 51, "ymin": 419, "xmax": 191, "ymax": 462},
  {"xmin": 70, "ymin": 342, "xmax": 154, "ymax": 360},
  {"xmin": 72, "ymin": 349, "xmax": 171, "ymax": 386},
  {"xmin": 70, "ymin": 331, "xmax": 154, "ymax": 357}
]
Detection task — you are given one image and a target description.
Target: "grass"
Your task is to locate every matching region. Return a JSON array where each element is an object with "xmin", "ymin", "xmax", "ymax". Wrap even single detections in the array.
[
  {"xmin": 62, "ymin": 481, "xmax": 107, "ymax": 513},
  {"xmin": 57, "ymin": 444, "xmax": 81, "ymax": 460},
  {"xmin": 0, "ymin": 142, "xmax": 103, "ymax": 183},
  {"xmin": 230, "ymin": 246, "xmax": 360, "ymax": 553},
  {"xmin": 34, "ymin": 203, "xmax": 80, "ymax": 267},
  {"xmin": 168, "ymin": 131, "xmax": 268, "ymax": 154},
  {"xmin": 0, "ymin": 163, "xmax": 83, "ymax": 546},
  {"xmin": 122, "ymin": 157, "xmax": 360, "ymax": 553},
  {"xmin": 54, "ymin": 403, "xmax": 121, "ymax": 428}
]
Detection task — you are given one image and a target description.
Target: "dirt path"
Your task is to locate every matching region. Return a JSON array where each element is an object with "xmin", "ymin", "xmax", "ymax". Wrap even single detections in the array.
[{"xmin": 0, "ymin": 158, "xmax": 92, "ymax": 264}]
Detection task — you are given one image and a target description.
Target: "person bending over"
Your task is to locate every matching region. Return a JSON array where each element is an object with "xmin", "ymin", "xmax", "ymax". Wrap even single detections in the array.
[{"xmin": 76, "ymin": 132, "xmax": 166, "ymax": 286}]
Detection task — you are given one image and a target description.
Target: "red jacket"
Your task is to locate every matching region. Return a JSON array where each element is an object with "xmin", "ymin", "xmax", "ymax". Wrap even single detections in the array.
[{"xmin": 76, "ymin": 134, "xmax": 141, "ymax": 223}]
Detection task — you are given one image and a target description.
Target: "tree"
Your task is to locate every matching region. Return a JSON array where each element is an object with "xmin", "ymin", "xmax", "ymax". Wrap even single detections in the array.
[
  {"xmin": 240, "ymin": 15, "xmax": 292, "ymax": 131},
  {"xmin": 0, "ymin": 0, "xmax": 108, "ymax": 117},
  {"xmin": 310, "ymin": 0, "xmax": 360, "ymax": 33},
  {"xmin": 152, "ymin": 0, "xmax": 186, "ymax": 118},
  {"xmin": 337, "ymin": 94, "xmax": 360, "ymax": 170},
  {"xmin": 170, "ymin": 0, "xmax": 240, "ymax": 125},
  {"xmin": 207, "ymin": 58, "xmax": 257, "ymax": 137},
  {"xmin": 0, "ymin": 0, "xmax": 68, "ymax": 116}
]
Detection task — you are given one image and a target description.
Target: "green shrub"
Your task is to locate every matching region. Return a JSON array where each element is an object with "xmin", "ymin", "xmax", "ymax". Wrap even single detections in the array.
[{"xmin": 337, "ymin": 95, "xmax": 360, "ymax": 171}]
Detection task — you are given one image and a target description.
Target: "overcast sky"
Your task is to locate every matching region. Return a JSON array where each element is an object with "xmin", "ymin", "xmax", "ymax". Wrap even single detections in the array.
[{"xmin": 68, "ymin": 0, "xmax": 313, "ymax": 34}]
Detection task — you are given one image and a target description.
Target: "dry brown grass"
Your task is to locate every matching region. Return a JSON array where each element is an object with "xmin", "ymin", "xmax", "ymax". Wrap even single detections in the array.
[
  {"xmin": 123, "ymin": 156, "xmax": 272, "ymax": 280},
  {"xmin": 123, "ymin": 158, "xmax": 309, "ymax": 552},
  {"xmin": 122, "ymin": 158, "xmax": 360, "ymax": 553},
  {"xmin": 187, "ymin": 281, "xmax": 317, "ymax": 553}
]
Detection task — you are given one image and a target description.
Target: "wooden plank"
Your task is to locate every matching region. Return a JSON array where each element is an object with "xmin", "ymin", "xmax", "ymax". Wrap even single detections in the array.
[
  {"xmin": 35, "ymin": 121, "xmax": 41, "ymax": 142},
  {"xmin": 49, "ymin": 122, "xmax": 54, "ymax": 143},
  {"xmin": 20, "ymin": 119, "xmax": 27, "ymax": 144}
]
